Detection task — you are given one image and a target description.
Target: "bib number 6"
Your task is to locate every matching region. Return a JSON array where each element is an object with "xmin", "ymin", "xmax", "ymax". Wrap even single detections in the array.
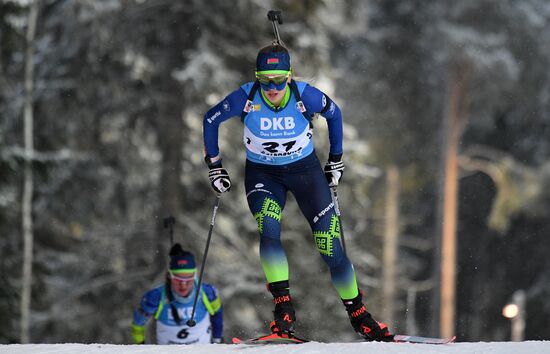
[{"xmin": 177, "ymin": 328, "xmax": 189, "ymax": 339}]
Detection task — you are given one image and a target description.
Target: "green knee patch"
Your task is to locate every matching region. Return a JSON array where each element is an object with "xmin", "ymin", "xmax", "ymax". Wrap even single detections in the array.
[
  {"xmin": 254, "ymin": 198, "xmax": 282, "ymax": 233},
  {"xmin": 313, "ymin": 215, "xmax": 341, "ymax": 256}
]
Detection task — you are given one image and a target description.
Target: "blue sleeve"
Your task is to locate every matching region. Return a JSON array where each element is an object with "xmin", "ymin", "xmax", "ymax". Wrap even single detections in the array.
[
  {"xmin": 203, "ymin": 283, "xmax": 223, "ymax": 339},
  {"xmin": 301, "ymin": 84, "xmax": 343, "ymax": 155},
  {"xmin": 203, "ymin": 88, "xmax": 248, "ymax": 158},
  {"xmin": 132, "ymin": 287, "xmax": 162, "ymax": 326}
]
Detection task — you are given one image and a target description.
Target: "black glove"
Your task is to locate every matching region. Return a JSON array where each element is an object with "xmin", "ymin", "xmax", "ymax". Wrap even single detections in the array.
[
  {"xmin": 205, "ymin": 156, "xmax": 231, "ymax": 194},
  {"xmin": 324, "ymin": 153, "xmax": 345, "ymax": 187}
]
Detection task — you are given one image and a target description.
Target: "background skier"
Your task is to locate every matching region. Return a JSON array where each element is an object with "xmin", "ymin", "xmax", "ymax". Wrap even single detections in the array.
[{"xmin": 131, "ymin": 244, "xmax": 223, "ymax": 344}]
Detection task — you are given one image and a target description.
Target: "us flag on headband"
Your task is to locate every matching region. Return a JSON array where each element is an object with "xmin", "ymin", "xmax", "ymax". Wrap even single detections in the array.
[{"xmin": 267, "ymin": 58, "xmax": 279, "ymax": 64}]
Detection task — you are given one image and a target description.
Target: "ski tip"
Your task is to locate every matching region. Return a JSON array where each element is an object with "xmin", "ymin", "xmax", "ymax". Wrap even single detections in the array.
[
  {"xmin": 231, "ymin": 337, "xmax": 242, "ymax": 344},
  {"xmin": 393, "ymin": 334, "xmax": 456, "ymax": 344}
]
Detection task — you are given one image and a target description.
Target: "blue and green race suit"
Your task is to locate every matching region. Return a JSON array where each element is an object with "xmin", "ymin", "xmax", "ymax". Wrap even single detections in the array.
[{"xmin": 203, "ymin": 80, "xmax": 358, "ymax": 300}]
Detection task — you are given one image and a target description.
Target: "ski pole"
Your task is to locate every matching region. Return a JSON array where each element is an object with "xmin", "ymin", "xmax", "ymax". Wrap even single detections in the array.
[
  {"xmin": 163, "ymin": 216, "xmax": 176, "ymax": 245},
  {"xmin": 330, "ymin": 187, "xmax": 347, "ymax": 254},
  {"xmin": 187, "ymin": 194, "xmax": 222, "ymax": 327},
  {"xmin": 267, "ymin": 10, "xmax": 283, "ymax": 45}
]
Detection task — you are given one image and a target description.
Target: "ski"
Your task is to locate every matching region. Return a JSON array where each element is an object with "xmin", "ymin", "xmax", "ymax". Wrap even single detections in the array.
[
  {"xmin": 232, "ymin": 333, "xmax": 455, "ymax": 345},
  {"xmin": 393, "ymin": 334, "xmax": 456, "ymax": 344},
  {"xmin": 232, "ymin": 333, "xmax": 309, "ymax": 345}
]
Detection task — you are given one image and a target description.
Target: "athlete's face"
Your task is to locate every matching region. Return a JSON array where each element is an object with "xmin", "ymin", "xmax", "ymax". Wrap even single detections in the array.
[{"xmin": 169, "ymin": 272, "xmax": 195, "ymax": 297}]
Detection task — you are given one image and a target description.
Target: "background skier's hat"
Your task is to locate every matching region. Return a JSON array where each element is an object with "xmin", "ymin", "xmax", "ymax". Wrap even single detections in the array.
[
  {"xmin": 168, "ymin": 243, "xmax": 196, "ymax": 274},
  {"xmin": 256, "ymin": 44, "xmax": 291, "ymax": 72}
]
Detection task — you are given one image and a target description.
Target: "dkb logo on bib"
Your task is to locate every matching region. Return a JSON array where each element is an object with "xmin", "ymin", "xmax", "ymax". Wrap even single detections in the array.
[{"xmin": 260, "ymin": 117, "xmax": 295, "ymax": 130}]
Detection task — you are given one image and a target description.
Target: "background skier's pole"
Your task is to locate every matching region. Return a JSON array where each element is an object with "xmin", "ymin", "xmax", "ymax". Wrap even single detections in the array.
[
  {"xmin": 163, "ymin": 216, "xmax": 176, "ymax": 246},
  {"xmin": 187, "ymin": 194, "xmax": 222, "ymax": 327}
]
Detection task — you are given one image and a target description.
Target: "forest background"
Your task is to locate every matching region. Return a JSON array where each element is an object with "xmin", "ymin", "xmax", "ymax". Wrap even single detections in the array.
[{"xmin": 1, "ymin": 0, "xmax": 550, "ymax": 344}]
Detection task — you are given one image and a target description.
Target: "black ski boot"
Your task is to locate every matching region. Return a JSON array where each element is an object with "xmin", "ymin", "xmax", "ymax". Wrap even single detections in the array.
[
  {"xmin": 268, "ymin": 280, "xmax": 296, "ymax": 336},
  {"xmin": 342, "ymin": 293, "xmax": 393, "ymax": 341}
]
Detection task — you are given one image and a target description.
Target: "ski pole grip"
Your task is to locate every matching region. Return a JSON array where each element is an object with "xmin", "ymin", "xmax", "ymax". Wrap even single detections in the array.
[
  {"xmin": 267, "ymin": 10, "xmax": 283, "ymax": 45},
  {"xmin": 267, "ymin": 10, "xmax": 283, "ymax": 24},
  {"xmin": 163, "ymin": 216, "xmax": 175, "ymax": 229}
]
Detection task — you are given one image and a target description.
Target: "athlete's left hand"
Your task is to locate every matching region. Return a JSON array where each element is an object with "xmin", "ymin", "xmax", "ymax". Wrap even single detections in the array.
[{"xmin": 324, "ymin": 153, "xmax": 345, "ymax": 187}]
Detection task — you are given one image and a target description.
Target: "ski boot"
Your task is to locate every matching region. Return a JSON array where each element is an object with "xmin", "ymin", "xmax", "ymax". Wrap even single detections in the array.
[
  {"xmin": 268, "ymin": 280, "xmax": 296, "ymax": 337},
  {"xmin": 343, "ymin": 293, "xmax": 393, "ymax": 341}
]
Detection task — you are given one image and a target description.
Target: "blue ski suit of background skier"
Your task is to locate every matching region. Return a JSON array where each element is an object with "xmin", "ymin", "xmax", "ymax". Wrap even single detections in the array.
[
  {"xmin": 202, "ymin": 43, "xmax": 392, "ymax": 341},
  {"xmin": 131, "ymin": 244, "xmax": 223, "ymax": 344}
]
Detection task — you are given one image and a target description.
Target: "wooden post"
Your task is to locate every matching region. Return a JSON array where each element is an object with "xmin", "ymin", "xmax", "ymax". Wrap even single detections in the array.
[
  {"xmin": 511, "ymin": 290, "xmax": 526, "ymax": 341},
  {"xmin": 439, "ymin": 61, "xmax": 471, "ymax": 339},
  {"xmin": 382, "ymin": 165, "xmax": 400, "ymax": 326},
  {"xmin": 440, "ymin": 118, "xmax": 458, "ymax": 339}
]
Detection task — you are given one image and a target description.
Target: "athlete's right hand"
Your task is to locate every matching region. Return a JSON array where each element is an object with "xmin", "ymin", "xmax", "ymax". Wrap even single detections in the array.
[
  {"xmin": 208, "ymin": 167, "xmax": 231, "ymax": 194},
  {"xmin": 324, "ymin": 153, "xmax": 345, "ymax": 187}
]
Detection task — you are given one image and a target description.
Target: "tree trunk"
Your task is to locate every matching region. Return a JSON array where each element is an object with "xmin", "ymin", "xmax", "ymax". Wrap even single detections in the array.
[
  {"xmin": 20, "ymin": 0, "xmax": 39, "ymax": 344},
  {"xmin": 382, "ymin": 165, "xmax": 400, "ymax": 326},
  {"xmin": 438, "ymin": 60, "xmax": 471, "ymax": 339},
  {"xmin": 154, "ymin": 21, "xmax": 186, "ymax": 268},
  {"xmin": 157, "ymin": 107, "xmax": 184, "ymax": 265}
]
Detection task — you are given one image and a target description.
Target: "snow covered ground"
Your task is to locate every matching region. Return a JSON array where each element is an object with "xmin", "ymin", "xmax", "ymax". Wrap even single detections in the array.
[{"xmin": 1, "ymin": 341, "xmax": 550, "ymax": 354}]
